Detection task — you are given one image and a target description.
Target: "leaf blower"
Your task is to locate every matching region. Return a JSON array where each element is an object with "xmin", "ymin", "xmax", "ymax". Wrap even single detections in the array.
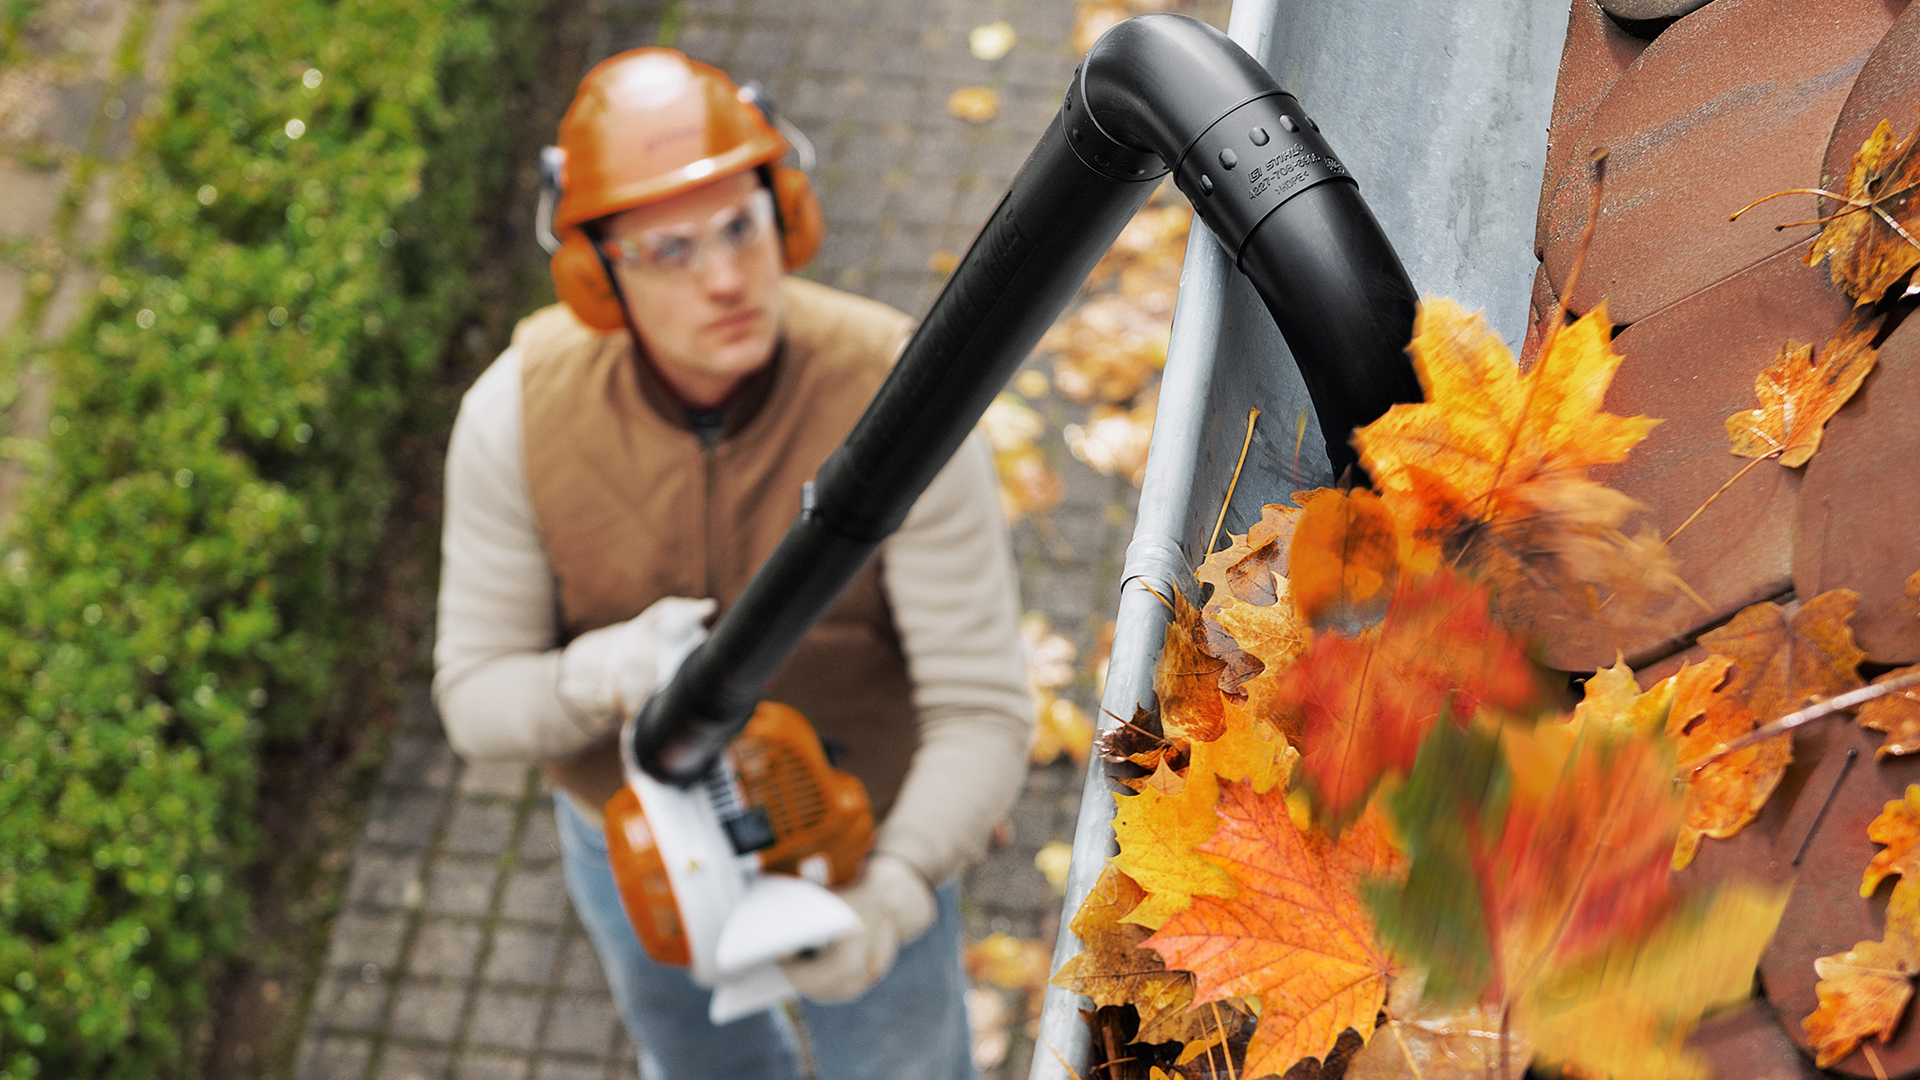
[{"xmin": 599, "ymin": 12, "xmax": 1420, "ymax": 1026}]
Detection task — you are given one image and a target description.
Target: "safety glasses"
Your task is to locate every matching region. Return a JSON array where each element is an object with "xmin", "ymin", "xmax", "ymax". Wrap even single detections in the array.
[{"xmin": 601, "ymin": 187, "xmax": 778, "ymax": 279}]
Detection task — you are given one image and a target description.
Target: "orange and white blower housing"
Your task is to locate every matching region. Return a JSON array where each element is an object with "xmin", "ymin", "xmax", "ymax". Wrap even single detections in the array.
[{"xmin": 607, "ymin": 700, "xmax": 874, "ymax": 1022}]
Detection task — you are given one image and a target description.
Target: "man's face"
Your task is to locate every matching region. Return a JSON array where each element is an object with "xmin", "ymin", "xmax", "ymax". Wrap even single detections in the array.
[{"xmin": 602, "ymin": 170, "xmax": 785, "ymax": 409}]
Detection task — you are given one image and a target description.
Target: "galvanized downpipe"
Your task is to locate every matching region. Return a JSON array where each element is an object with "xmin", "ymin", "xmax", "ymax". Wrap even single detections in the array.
[{"xmin": 630, "ymin": 9, "xmax": 1420, "ymax": 868}]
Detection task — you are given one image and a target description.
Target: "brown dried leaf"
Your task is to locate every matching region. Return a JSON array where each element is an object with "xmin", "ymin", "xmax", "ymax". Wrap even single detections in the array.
[
  {"xmin": 1805, "ymin": 111, "xmax": 1920, "ymax": 305},
  {"xmin": 1698, "ymin": 588, "xmax": 1866, "ymax": 725},
  {"xmin": 1195, "ymin": 503, "xmax": 1299, "ymax": 609}
]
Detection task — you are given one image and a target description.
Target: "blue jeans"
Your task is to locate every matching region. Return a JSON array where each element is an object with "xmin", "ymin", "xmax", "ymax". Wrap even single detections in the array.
[{"xmin": 555, "ymin": 793, "xmax": 976, "ymax": 1080}]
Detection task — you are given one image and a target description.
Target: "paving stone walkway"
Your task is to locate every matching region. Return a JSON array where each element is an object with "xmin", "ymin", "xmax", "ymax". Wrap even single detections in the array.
[{"xmin": 294, "ymin": 0, "xmax": 1161, "ymax": 1077}]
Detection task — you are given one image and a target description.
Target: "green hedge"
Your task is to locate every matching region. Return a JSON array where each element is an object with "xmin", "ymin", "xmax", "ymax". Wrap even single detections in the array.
[{"xmin": 0, "ymin": 0, "xmax": 535, "ymax": 1073}]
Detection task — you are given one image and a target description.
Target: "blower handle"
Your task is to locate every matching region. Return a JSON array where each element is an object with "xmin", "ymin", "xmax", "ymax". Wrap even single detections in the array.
[{"xmin": 632, "ymin": 12, "xmax": 1421, "ymax": 786}]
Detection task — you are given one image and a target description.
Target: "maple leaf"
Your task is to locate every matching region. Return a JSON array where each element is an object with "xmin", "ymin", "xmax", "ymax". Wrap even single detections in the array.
[
  {"xmin": 1352, "ymin": 299, "xmax": 1685, "ymax": 631},
  {"xmin": 1111, "ymin": 755, "xmax": 1233, "ymax": 930},
  {"xmin": 1282, "ymin": 571, "xmax": 1545, "ymax": 826},
  {"xmin": 1803, "ymin": 785, "xmax": 1920, "ymax": 1067},
  {"xmin": 1158, "ymin": 589, "xmax": 1227, "ymax": 743},
  {"xmin": 1572, "ymin": 656, "xmax": 1675, "ymax": 738},
  {"xmin": 1288, "ymin": 487, "xmax": 1401, "ymax": 634},
  {"xmin": 1859, "ymin": 664, "xmax": 1920, "ymax": 757},
  {"xmin": 1354, "ymin": 298, "xmax": 1657, "ymax": 552},
  {"xmin": 1804, "ymin": 111, "xmax": 1920, "ymax": 305},
  {"xmin": 1145, "ymin": 781, "xmax": 1405, "ymax": 1078},
  {"xmin": 1698, "ymin": 588, "xmax": 1866, "ymax": 731},
  {"xmin": 1207, "ymin": 588, "xmax": 1307, "ymax": 699},
  {"xmin": 1663, "ymin": 656, "xmax": 1786, "ymax": 871},
  {"xmin": 1805, "ymin": 938, "xmax": 1920, "ymax": 1069},
  {"xmin": 1110, "ymin": 703, "xmax": 1296, "ymax": 930},
  {"xmin": 1521, "ymin": 882, "xmax": 1787, "ymax": 1080},
  {"xmin": 1196, "ymin": 504, "xmax": 1303, "ymax": 696},
  {"xmin": 1667, "ymin": 591, "xmax": 1867, "ymax": 867},
  {"xmin": 1725, "ymin": 308, "xmax": 1879, "ymax": 468},
  {"xmin": 1370, "ymin": 711, "xmax": 1682, "ymax": 1008},
  {"xmin": 1051, "ymin": 866, "xmax": 1247, "ymax": 1052},
  {"xmin": 1195, "ymin": 503, "xmax": 1298, "ymax": 609}
]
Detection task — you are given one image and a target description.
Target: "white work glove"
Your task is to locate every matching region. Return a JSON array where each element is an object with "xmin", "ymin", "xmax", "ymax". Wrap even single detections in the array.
[
  {"xmin": 556, "ymin": 596, "xmax": 717, "ymax": 729},
  {"xmin": 778, "ymin": 853, "xmax": 936, "ymax": 1003}
]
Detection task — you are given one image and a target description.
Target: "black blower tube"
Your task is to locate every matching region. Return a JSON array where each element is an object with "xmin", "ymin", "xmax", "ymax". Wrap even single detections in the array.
[{"xmin": 633, "ymin": 13, "xmax": 1422, "ymax": 785}]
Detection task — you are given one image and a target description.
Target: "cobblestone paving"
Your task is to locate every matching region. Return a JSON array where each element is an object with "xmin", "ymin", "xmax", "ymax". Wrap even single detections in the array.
[{"xmin": 296, "ymin": 0, "xmax": 1154, "ymax": 1077}]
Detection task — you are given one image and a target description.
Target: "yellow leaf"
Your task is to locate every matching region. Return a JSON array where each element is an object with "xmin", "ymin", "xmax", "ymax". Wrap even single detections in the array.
[
  {"xmin": 946, "ymin": 86, "xmax": 1000, "ymax": 123},
  {"xmin": 1521, "ymin": 882, "xmax": 1788, "ymax": 1080},
  {"xmin": 1111, "ymin": 757, "xmax": 1230, "ymax": 930},
  {"xmin": 965, "ymin": 932, "xmax": 1052, "ymax": 993},
  {"xmin": 968, "ymin": 20, "xmax": 1016, "ymax": 60}
]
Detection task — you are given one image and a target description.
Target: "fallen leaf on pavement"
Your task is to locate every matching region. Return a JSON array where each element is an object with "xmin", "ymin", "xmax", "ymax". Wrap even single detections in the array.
[
  {"xmin": 969, "ymin": 20, "xmax": 1016, "ymax": 60},
  {"xmin": 947, "ymin": 86, "xmax": 1000, "ymax": 123}
]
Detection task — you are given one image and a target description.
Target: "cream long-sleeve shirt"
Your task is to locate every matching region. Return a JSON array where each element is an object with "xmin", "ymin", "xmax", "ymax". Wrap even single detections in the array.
[{"xmin": 432, "ymin": 346, "xmax": 1034, "ymax": 884}]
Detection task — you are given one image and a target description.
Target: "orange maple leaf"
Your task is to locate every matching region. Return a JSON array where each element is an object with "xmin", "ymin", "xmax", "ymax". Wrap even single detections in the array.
[
  {"xmin": 1145, "ymin": 781, "xmax": 1405, "ymax": 1078},
  {"xmin": 1289, "ymin": 487, "xmax": 1401, "ymax": 634},
  {"xmin": 1281, "ymin": 571, "xmax": 1545, "ymax": 825},
  {"xmin": 1352, "ymin": 298, "xmax": 1694, "ymax": 639},
  {"xmin": 1725, "ymin": 308, "xmax": 1879, "ymax": 468},
  {"xmin": 1859, "ymin": 664, "xmax": 1920, "ymax": 758},
  {"xmin": 1804, "ymin": 785, "xmax": 1920, "ymax": 1067},
  {"xmin": 1804, "ymin": 111, "xmax": 1920, "ymax": 305},
  {"xmin": 1158, "ymin": 590, "xmax": 1227, "ymax": 743},
  {"xmin": 1667, "ymin": 591, "xmax": 1864, "ymax": 868},
  {"xmin": 1664, "ymin": 656, "xmax": 1786, "ymax": 871}
]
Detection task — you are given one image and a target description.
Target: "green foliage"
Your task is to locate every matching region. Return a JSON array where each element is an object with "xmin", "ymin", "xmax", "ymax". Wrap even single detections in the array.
[{"xmin": 0, "ymin": 0, "xmax": 536, "ymax": 1073}]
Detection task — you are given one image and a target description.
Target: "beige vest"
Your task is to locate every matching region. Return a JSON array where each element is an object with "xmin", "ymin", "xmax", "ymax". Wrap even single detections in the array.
[{"xmin": 516, "ymin": 278, "xmax": 921, "ymax": 814}]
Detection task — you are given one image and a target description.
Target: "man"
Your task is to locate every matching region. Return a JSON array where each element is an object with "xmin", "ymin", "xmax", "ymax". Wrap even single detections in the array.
[{"xmin": 432, "ymin": 49, "xmax": 1032, "ymax": 1080}]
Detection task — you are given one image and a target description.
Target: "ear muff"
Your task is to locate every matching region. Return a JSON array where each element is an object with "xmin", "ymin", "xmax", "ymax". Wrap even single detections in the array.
[
  {"xmin": 771, "ymin": 164, "xmax": 822, "ymax": 271},
  {"xmin": 550, "ymin": 228, "xmax": 628, "ymax": 332}
]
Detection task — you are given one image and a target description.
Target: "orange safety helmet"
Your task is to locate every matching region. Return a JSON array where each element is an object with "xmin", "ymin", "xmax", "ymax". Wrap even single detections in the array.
[{"xmin": 545, "ymin": 49, "xmax": 824, "ymax": 331}]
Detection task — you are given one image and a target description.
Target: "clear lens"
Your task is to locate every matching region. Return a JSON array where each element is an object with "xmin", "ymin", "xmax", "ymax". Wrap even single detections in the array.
[{"xmin": 605, "ymin": 188, "xmax": 776, "ymax": 277}]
